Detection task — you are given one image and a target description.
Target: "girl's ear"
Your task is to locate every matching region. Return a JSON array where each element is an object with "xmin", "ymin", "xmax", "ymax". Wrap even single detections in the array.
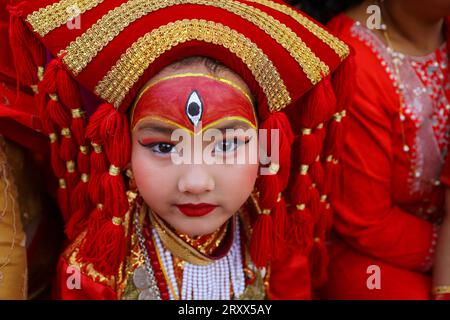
[{"xmin": 126, "ymin": 166, "xmax": 137, "ymax": 191}]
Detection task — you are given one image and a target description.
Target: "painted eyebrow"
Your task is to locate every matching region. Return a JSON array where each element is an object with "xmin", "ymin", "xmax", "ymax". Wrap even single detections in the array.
[
  {"xmin": 135, "ymin": 123, "xmax": 175, "ymax": 135},
  {"xmin": 211, "ymin": 120, "xmax": 253, "ymax": 132}
]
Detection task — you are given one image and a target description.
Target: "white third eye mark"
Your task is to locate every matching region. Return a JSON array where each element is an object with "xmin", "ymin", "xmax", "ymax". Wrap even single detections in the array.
[{"xmin": 186, "ymin": 90, "xmax": 203, "ymax": 127}]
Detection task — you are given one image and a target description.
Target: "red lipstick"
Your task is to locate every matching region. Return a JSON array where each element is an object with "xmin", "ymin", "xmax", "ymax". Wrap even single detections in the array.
[{"xmin": 176, "ymin": 203, "xmax": 218, "ymax": 217}]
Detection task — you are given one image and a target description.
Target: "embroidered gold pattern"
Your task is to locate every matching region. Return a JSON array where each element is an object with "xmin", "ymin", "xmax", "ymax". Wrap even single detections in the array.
[
  {"xmin": 26, "ymin": 0, "xmax": 104, "ymax": 37},
  {"xmin": 95, "ymin": 19, "xmax": 290, "ymax": 112},
  {"xmin": 62, "ymin": 0, "xmax": 327, "ymax": 85},
  {"xmin": 244, "ymin": 0, "xmax": 349, "ymax": 59}
]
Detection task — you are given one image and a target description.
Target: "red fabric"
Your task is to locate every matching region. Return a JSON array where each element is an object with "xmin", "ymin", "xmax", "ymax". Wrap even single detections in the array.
[
  {"xmin": 268, "ymin": 242, "xmax": 311, "ymax": 300},
  {"xmin": 0, "ymin": 1, "xmax": 47, "ymax": 152},
  {"xmin": 322, "ymin": 14, "xmax": 446, "ymax": 299},
  {"xmin": 55, "ymin": 256, "xmax": 117, "ymax": 300},
  {"xmin": 441, "ymin": 153, "xmax": 450, "ymax": 186}
]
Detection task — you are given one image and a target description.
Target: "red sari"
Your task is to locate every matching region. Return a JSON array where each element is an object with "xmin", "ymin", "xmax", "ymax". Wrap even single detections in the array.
[{"xmin": 322, "ymin": 14, "xmax": 450, "ymax": 299}]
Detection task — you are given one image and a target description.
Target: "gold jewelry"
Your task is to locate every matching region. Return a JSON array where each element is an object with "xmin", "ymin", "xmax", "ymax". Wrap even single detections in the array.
[
  {"xmin": 178, "ymin": 222, "xmax": 228, "ymax": 256},
  {"xmin": 432, "ymin": 286, "xmax": 450, "ymax": 295},
  {"xmin": 149, "ymin": 207, "xmax": 233, "ymax": 266},
  {"xmin": 109, "ymin": 165, "xmax": 121, "ymax": 176}
]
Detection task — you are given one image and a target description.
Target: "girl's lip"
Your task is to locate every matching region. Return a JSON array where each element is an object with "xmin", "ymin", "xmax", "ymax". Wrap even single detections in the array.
[{"xmin": 176, "ymin": 203, "xmax": 218, "ymax": 217}]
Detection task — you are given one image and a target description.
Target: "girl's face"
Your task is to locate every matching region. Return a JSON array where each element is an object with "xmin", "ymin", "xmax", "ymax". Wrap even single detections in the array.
[{"xmin": 131, "ymin": 62, "xmax": 259, "ymax": 237}]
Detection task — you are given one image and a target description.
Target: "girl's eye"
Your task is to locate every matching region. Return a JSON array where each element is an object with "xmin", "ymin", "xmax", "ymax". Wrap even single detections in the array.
[
  {"xmin": 214, "ymin": 138, "xmax": 247, "ymax": 154},
  {"xmin": 140, "ymin": 141, "xmax": 176, "ymax": 155},
  {"xmin": 153, "ymin": 143, "xmax": 175, "ymax": 154}
]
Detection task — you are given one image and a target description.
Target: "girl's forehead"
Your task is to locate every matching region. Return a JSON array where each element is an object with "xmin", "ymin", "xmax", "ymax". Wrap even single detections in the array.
[{"xmin": 131, "ymin": 75, "xmax": 257, "ymax": 133}]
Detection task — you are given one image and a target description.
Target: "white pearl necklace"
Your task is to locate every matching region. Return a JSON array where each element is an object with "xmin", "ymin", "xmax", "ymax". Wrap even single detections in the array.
[{"xmin": 152, "ymin": 218, "xmax": 246, "ymax": 300}]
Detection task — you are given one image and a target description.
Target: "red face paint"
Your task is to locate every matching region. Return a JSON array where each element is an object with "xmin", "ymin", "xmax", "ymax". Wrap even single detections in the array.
[{"xmin": 131, "ymin": 75, "xmax": 257, "ymax": 132}]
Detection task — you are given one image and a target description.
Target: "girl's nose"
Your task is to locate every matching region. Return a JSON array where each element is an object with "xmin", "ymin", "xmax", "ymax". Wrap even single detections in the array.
[{"xmin": 178, "ymin": 164, "xmax": 215, "ymax": 194}]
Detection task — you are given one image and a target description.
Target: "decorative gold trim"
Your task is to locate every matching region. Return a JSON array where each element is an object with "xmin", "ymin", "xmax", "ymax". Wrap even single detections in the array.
[
  {"xmin": 300, "ymin": 164, "xmax": 309, "ymax": 175},
  {"xmin": 109, "ymin": 165, "xmax": 121, "ymax": 176},
  {"xmin": 268, "ymin": 163, "xmax": 280, "ymax": 175},
  {"xmin": 302, "ymin": 128, "xmax": 312, "ymax": 135},
  {"xmin": 150, "ymin": 209, "xmax": 216, "ymax": 266},
  {"xmin": 95, "ymin": 19, "xmax": 290, "ymax": 112},
  {"xmin": 49, "ymin": 93, "xmax": 59, "ymax": 101},
  {"xmin": 71, "ymin": 108, "xmax": 84, "ymax": 118},
  {"xmin": 49, "ymin": 133, "xmax": 58, "ymax": 143},
  {"xmin": 61, "ymin": 128, "xmax": 71, "ymax": 137},
  {"xmin": 91, "ymin": 142, "xmax": 102, "ymax": 153},
  {"xmin": 66, "ymin": 160, "xmax": 75, "ymax": 173},
  {"xmin": 79, "ymin": 145, "xmax": 88, "ymax": 154},
  {"xmin": 244, "ymin": 0, "xmax": 349, "ymax": 59},
  {"xmin": 432, "ymin": 286, "xmax": 450, "ymax": 295},
  {"xmin": 59, "ymin": 178, "xmax": 67, "ymax": 189},
  {"xmin": 81, "ymin": 173, "xmax": 89, "ymax": 183},
  {"xmin": 112, "ymin": 216, "xmax": 123, "ymax": 226},
  {"xmin": 26, "ymin": 0, "xmax": 104, "ymax": 37},
  {"xmin": 63, "ymin": 0, "xmax": 327, "ymax": 86}
]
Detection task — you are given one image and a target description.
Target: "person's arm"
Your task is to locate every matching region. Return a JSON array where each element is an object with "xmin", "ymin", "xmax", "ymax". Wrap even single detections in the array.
[{"xmin": 333, "ymin": 51, "xmax": 436, "ymax": 272}]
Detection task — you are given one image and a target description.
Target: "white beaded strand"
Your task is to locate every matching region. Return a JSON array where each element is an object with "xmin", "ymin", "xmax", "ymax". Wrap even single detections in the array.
[{"xmin": 147, "ymin": 218, "xmax": 245, "ymax": 300}]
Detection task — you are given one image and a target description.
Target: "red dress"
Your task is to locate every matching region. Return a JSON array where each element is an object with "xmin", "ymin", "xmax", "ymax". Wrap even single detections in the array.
[{"xmin": 322, "ymin": 14, "xmax": 450, "ymax": 299}]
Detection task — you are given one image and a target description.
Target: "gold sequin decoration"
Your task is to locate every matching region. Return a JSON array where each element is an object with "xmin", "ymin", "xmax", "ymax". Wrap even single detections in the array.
[
  {"xmin": 95, "ymin": 19, "xmax": 290, "ymax": 112},
  {"xmin": 26, "ymin": 0, "xmax": 104, "ymax": 37},
  {"xmin": 62, "ymin": 0, "xmax": 327, "ymax": 85},
  {"xmin": 244, "ymin": 0, "xmax": 349, "ymax": 59}
]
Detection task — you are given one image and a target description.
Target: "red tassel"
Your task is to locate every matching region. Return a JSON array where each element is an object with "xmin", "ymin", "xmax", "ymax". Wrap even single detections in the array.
[
  {"xmin": 77, "ymin": 149, "xmax": 90, "ymax": 174},
  {"xmin": 249, "ymin": 213, "xmax": 273, "ymax": 268},
  {"xmin": 56, "ymin": 64, "xmax": 82, "ymax": 109},
  {"xmin": 66, "ymin": 170, "xmax": 80, "ymax": 192},
  {"xmin": 272, "ymin": 197, "xmax": 287, "ymax": 247},
  {"xmin": 260, "ymin": 112, "xmax": 294, "ymax": 188},
  {"xmin": 256, "ymin": 174, "xmax": 280, "ymax": 209},
  {"xmin": 57, "ymin": 183, "xmax": 70, "ymax": 222},
  {"xmin": 65, "ymin": 207, "xmax": 89, "ymax": 241},
  {"xmin": 309, "ymin": 187, "xmax": 321, "ymax": 223},
  {"xmin": 59, "ymin": 135, "xmax": 77, "ymax": 161},
  {"xmin": 92, "ymin": 221, "xmax": 126, "ymax": 277},
  {"xmin": 8, "ymin": 4, "xmax": 45, "ymax": 87},
  {"xmin": 324, "ymin": 118, "xmax": 344, "ymax": 159},
  {"xmin": 298, "ymin": 79, "xmax": 337, "ymax": 129},
  {"xmin": 310, "ymin": 160, "xmax": 324, "ymax": 191},
  {"xmin": 309, "ymin": 238, "xmax": 330, "ymax": 289},
  {"xmin": 289, "ymin": 173, "xmax": 312, "ymax": 205},
  {"xmin": 99, "ymin": 173, "xmax": 129, "ymax": 218},
  {"xmin": 98, "ymin": 104, "xmax": 131, "ymax": 167},
  {"xmin": 71, "ymin": 117, "xmax": 86, "ymax": 146},
  {"xmin": 50, "ymin": 140, "xmax": 65, "ymax": 177},
  {"xmin": 288, "ymin": 206, "xmax": 314, "ymax": 255},
  {"xmin": 47, "ymin": 98, "xmax": 71, "ymax": 129},
  {"xmin": 323, "ymin": 158, "xmax": 339, "ymax": 195},
  {"xmin": 296, "ymin": 131, "xmax": 323, "ymax": 165},
  {"xmin": 66, "ymin": 180, "xmax": 91, "ymax": 240},
  {"xmin": 332, "ymin": 55, "xmax": 355, "ymax": 113},
  {"xmin": 79, "ymin": 207, "xmax": 109, "ymax": 259}
]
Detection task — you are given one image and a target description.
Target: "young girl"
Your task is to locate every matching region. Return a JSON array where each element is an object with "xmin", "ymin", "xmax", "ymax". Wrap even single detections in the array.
[{"xmin": 5, "ymin": 0, "xmax": 351, "ymax": 299}]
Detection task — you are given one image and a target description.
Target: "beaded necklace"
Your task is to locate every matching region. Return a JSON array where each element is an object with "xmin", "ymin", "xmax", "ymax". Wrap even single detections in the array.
[{"xmin": 133, "ymin": 205, "xmax": 246, "ymax": 300}]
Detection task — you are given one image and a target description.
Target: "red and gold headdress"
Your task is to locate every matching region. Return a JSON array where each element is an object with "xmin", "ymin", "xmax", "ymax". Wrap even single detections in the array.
[{"xmin": 6, "ymin": 0, "xmax": 353, "ymax": 287}]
